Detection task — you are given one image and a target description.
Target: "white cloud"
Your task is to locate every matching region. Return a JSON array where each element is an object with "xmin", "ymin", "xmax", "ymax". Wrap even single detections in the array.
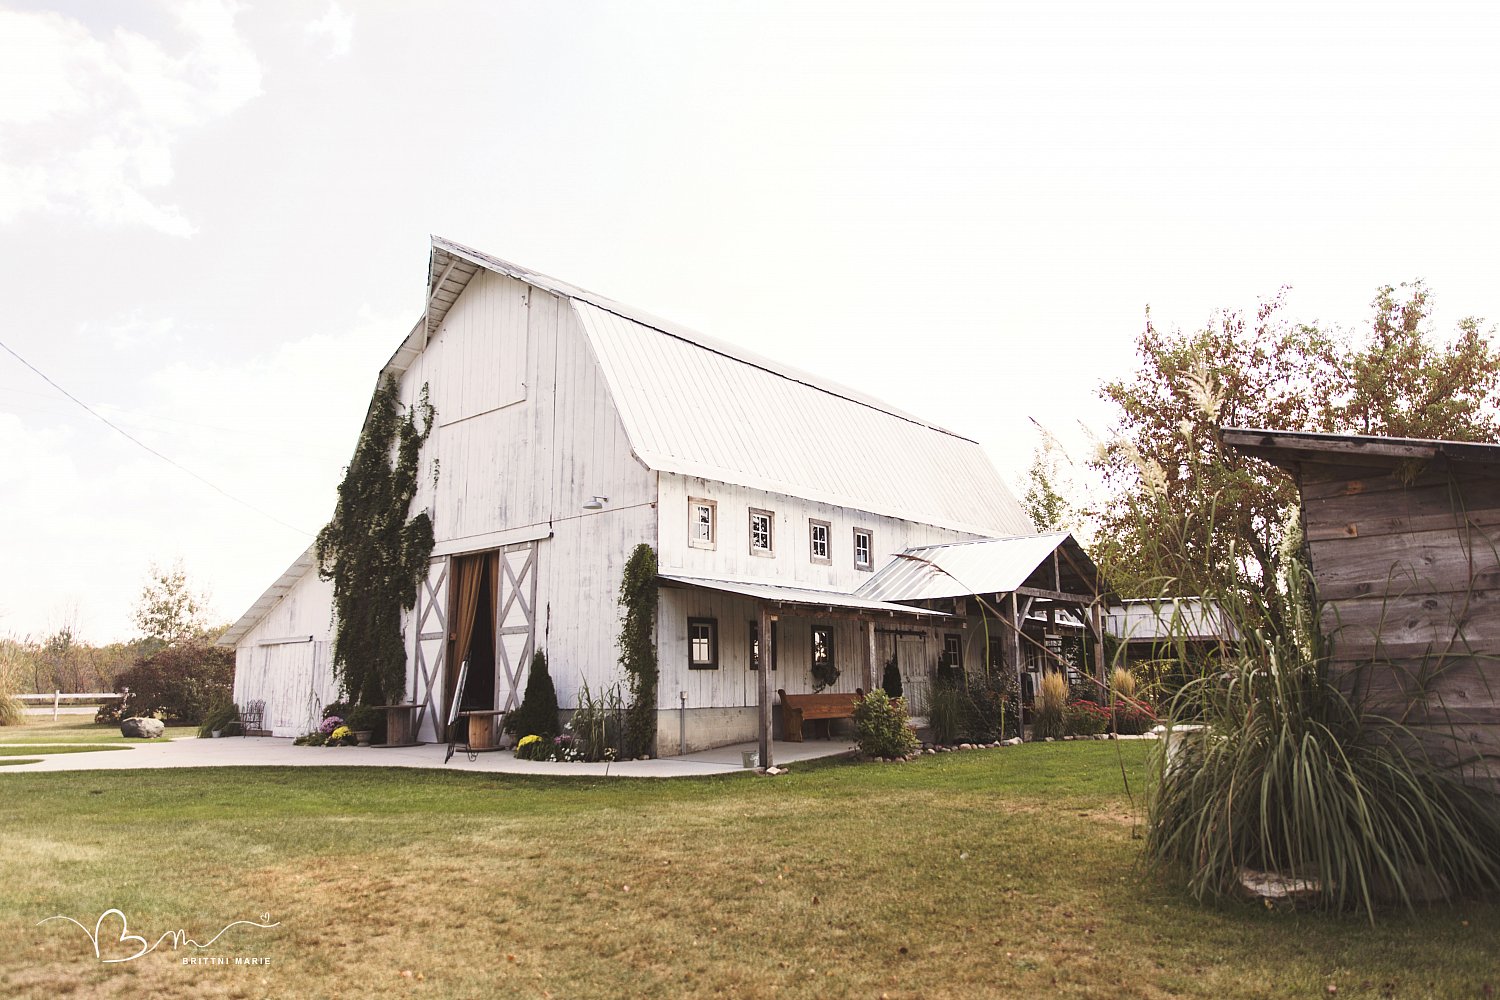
[
  {"xmin": 305, "ymin": 3, "xmax": 354, "ymax": 59},
  {"xmin": 0, "ymin": 1, "xmax": 263, "ymax": 236},
  {"xmin": 86, "ymin": 310, "xmax": 181, "ymax": 351}
]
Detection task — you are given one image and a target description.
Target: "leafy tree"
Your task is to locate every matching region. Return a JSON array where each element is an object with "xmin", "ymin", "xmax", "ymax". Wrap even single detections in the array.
[
  {"xmin": 1019, "ymin": 422, "xmax": 1074, "ymax": 532},
  {"xmin": 106, "ymin": 640, "xmax": 235, "ymax": 724},
  {"xmin": 133, "ymin": 561, "xmax": 209, "ymax": 647},
  {"xmin": 618, "ymin": 544, "xmax": 659, "ymax": 759},
  {"xmin": 1092, "ymin": 284, "xmax": 1498, "ymax": 629},
  {"xmin": 316, "ymin": 376, "xmax": 436, "ymax": 706}
]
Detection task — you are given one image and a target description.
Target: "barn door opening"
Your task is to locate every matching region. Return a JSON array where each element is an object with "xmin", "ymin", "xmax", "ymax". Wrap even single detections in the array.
[{"xmin": 445, "ymin": 552, "xmax": 499, "ymax": 725}]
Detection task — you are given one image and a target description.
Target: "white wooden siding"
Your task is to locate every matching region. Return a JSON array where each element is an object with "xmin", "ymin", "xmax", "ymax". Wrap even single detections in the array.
[
  {"xmin": 657, "ymin": 474, "xmax": 984, "ymax": 592},
  {"xmin": 231, "ymin": 569, "xmax": 338, "ymax": 737}
]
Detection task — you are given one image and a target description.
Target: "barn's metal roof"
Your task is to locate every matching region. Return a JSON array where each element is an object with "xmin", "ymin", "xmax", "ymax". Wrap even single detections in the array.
[
  {"xmin": 659, "ymin": 574, "xmax": 949, "ymax": 617},
  {"xmin": 1104, "ymin": 598, "xmax": 1238, "ymax": 643},
  {"xmin": 404, "ymin": 239, "xmax": 1037, "ymax": 535},
  {"xmin": 855, "ymin": 532, "xmax": 1101, "ymax": 603},
  {"xmin": 217, "ymin": 544, "xmax": 318, "ymax": 647}
]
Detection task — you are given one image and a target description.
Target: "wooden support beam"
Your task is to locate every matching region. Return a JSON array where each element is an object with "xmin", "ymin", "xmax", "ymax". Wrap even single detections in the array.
[
  {"xmin": 1015, "ymin": 585, "xmax": 1096, "ymax": 604},
  {"xmin": 758, "ymin": 607, "xmax": 776, "ymax": 770},
  {"xmin": 864, "ymin": 620, "xmax": 877, "ymax": 692},
  {"xmin": 1009, "ymin": 592, "xmax": 1024, "ymax": 740},
  {"xmin": 422, "ymin": 257, "xmax": 458, "ymax": 349}
]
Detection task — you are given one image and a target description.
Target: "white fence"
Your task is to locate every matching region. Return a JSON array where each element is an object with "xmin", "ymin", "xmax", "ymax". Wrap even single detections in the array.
[{"xmin": 16, "ymin": 691, "xmax": 126, "ymax": 720}]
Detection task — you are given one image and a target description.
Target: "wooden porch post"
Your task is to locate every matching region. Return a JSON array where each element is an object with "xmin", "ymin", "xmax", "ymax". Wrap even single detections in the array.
[
  {"xmin": 864, "ymin": 619, "xmax": 877, "ymax": 692},
  {"xmin": 1009, "ymin": 592, "xmax": 1025, "ymax": 741},
  {"xmin": 758, "ymin": 606, "xmax": 775, "ymax": 769},
  {"xmin": 1091, "ymin": 601, "xmax": 1105, "ymax": 691}
]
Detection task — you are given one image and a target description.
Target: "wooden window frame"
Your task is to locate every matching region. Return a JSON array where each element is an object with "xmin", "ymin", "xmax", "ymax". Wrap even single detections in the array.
[
  {"xmin": 688, "ymin": 497, "xmax": 717, "ymax": 550},
  {"xmin": 689, "ymin": 617, "xmax": 719, "ymax": 670},
  {"xmin": 811, "ymin": 625, "xmax": 835, "ymax": 671},
  {"xmin": 852, "ymin": 527, "xmax": 874, "ymax": 571},
  {"xmin": 808, "ymin": 518, "xmax": 831, "ymax": 565},
  {"xmin": 748, "ymin": 508, "xmax": 775, "ymax": 556},
  {"xmin": 749, "ymin": 619, "xmax": 778, "ymax": 671},
  {"xmin": 942, "ymin": 632, "xmax": 963, "ymax": 670}
]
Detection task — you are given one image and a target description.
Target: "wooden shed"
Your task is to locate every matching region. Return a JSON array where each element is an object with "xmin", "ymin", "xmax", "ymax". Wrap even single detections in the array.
[{"xmin": 1224, "ymin": 428, "xmax": 1500, "ymax": 794}]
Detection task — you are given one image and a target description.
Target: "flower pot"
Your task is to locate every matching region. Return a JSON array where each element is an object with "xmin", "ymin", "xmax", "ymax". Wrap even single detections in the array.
[
  {"xmin": 741, "ymin": 750, "xmax": 758, "ymax": 768},
  {"xmin": 211, "ymin": 730, "xmax": 222, "ymax": 739},
  {"xmin": 355, "ymin": 730, "xmax": 373, "ymax": 747}
]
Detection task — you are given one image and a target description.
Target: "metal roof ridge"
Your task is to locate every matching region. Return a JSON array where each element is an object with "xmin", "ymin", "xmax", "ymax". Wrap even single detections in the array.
[
  {"xmin": 901, "ymin": 531, "xmax": 1065, "ymax": 553},
  {"xmin": 430, "ymin": 235, "xmax": 978, "ymax": 443}
]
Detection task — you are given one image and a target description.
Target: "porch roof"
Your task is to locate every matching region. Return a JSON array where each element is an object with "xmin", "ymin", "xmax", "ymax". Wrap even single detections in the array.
[
  {"xmin": 854, "ymin": 532, "xmax": 1104, "ymax": 603},
  {"xmin": 657, "ymin": 574, "xmax": 949, "ymax": 618}
]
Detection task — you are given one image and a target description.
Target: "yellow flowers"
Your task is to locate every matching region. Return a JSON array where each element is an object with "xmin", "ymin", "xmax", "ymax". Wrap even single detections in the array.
[
  {"xmin": 331, "ymin": 725, "xmax": 351, "ymax": 741},
  {"xmin": 517, "ymin": 734, "xmax": 541, "ymax": 748}
]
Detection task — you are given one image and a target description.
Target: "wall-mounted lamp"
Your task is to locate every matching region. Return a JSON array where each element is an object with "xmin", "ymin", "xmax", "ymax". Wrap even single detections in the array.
[{"xmin": 582, "ymin": 495, "xmax": 608, "ymax": 511}]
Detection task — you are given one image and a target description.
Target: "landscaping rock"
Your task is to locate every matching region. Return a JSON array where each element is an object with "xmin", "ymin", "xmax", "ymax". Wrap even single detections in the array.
[
  {"xmin": 1237, "ymin": 868, "xmax": 1322, "ymax": 909},
  {"xmin": 120, "ymin": 717, "xmax": 165, "ymax": 739},
  {"xmin": 1001, "ymin": 737, "xmax": 1021, "ymax": 746}
]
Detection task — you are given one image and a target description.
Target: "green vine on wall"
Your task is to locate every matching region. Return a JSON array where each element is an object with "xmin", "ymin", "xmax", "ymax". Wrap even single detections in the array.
[
  {"xmin": 618, "ymin": 543, "xmax": 659, "ymax": 758},
  {"xmin": 315, "ymin": 375, "xmax": 436, "ymax": 706}
]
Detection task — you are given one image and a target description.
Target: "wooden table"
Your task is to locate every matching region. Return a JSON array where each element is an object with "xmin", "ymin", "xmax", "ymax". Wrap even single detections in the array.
[
  {"xmin": 454, "ymin": 709, "xmax": 507, "ymax": 762},
  {"xmin": 372, "ymin": 703, "xmax": 422, "ymax": 747}
]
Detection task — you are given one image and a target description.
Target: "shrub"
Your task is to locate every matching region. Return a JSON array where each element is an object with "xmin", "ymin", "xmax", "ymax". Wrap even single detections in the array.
[
  {"xmin": 618, "ymin": 544, "xmax": 659, "ymax": 758},
  {"xmin": 323, "ymin": 701, "xmax": 353, "ymax": 721},
  {"xmin": 504, "ymin": 650, "xmax": 559, "ymax": 741},
  {"xmin": 925, "ymin": 676, "xmax": 967, "ymax": 745},
  {"xmin": 1064, "ymin": 699, "xmax": 1111, "ymax": 737},
  {"xmin": 110, "ymin": 640, "xmax": 234, "ymax": 724},
  {"xmin": 0, "ymin": 691, "xmax": 21, "ymax": 727},
  {"xmin": 514, "ymin": 734, "xmax": 550, "ymax": 761},
  {"xmin": 197, "ymin": 701, "xmax": 241, "ymax": 738},
  {"xmin": 880, "ymin": 656, "xmax": 903, "ymax": 699},
  {"xmin": 965, "ymin": 669, "xmax": 1020, "ymax": 741},
  {"xmin": 1032, "ymin": 671, "xmax": 1068, "ymax": 739},
  {"xmin": 347, "ymin": 704, "xmax": 383, "ymax": 736},
  {"xmin": 1109, "ymin": 666, "xmax": 1156, "ymax": 734},
  {"xmin": 853, "ymin": 689, "xmax": 919, "ymax": 759}
]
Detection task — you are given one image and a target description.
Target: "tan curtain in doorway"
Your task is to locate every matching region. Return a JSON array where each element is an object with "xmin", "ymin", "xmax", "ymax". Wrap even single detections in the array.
[{"xmin": 446, "ymin": 554, "xmax": 486, "ymax": 720}]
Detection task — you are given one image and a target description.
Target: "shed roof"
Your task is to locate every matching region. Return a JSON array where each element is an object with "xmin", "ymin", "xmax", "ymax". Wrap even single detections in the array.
[
  {"xmin": 217, "ymin": 544, "xmax": 317, "ymax": 647},
  {"xmin": 854, "ymin": 532, "xmax": 1103, "ymax": 603},
  {"xmin": 1223, "ymin": 427, "xmax": 1500, "ymax": 470},
  {"xmin": 658, "ymin": 574, "xmax": 948, "ymax": 617}
]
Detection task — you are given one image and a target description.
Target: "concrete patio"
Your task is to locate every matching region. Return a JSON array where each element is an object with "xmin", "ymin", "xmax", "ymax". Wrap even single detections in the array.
[{"xmin": 0, "ymin": 734, "xmax": 856, "ymax": 777}]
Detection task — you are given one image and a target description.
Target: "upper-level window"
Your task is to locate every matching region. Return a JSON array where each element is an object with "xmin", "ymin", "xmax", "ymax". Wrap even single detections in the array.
[
  {"xmin": 853, "ymin": 528, "xmax": 873, "ymax": 570},
  {"xmin": 689, "ymin": 498, "xmax": 716, "ymax": 550},
  {"xmin": 689, "ymin": 618, "xmax": 719, "ymax": 669},
  {"xmin": 749, "ymin": 508, "xmax": 774, "ymax": 556},
  {"xmin": 809, "ymin": 519, "xmax": 831, "ymax": 564}
]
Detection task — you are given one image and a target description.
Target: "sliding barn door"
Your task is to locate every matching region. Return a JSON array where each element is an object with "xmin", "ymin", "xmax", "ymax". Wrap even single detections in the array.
[
  {"xmin": 412, "ymin": 557, "xmax": 449, "ymax": 742},
  {"xmin": 495, "ymin": 541, "xmax": 539, "ymax": 712}
]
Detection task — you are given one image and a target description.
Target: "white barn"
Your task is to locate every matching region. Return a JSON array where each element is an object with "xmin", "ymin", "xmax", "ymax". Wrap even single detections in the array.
[{"xmin": 223, "ymin": 237, "xmax": 1105, "ymax": 755}]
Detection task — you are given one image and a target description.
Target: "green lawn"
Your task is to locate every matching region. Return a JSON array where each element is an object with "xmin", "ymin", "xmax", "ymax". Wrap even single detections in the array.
[
  {"xmin": 0, "ymin": 718, "xmax": 197, "ymax": 745},
  {"xmin": 2, "ymin": 743, "xmax": 1495, "ymax": 999}
]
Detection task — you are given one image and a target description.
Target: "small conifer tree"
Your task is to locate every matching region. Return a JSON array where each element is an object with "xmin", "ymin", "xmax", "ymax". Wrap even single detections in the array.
[
  {"xmin": 880, "ymin": 656, "xmax": 903, "ymax": 699},
  {"xmin": 504, "ymin": 650, "xmax": 559, "ymax": 740}
]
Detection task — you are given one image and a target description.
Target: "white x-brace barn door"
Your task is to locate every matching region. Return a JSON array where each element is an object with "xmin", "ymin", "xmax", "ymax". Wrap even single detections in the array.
[
  {"xmin": 495, "ymin": 541, "xmax": 539, "ymax": 712},
  {"xmin": 412, "ymin": 557, "xmax": 449, "ymax": 741}
]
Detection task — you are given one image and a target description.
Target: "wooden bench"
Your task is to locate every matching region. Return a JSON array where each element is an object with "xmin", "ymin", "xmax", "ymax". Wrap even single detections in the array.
[{"xmin": 777, "ymin": 688, "xmax": 865, "ymax": 742}]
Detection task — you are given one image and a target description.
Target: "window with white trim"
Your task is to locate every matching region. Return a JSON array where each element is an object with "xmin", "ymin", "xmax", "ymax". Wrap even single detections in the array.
[
  {"xmin": 749, "ymin": 508, "xmax": 774, "ymax": 555},
  {"xmin": 942, "ymin": 633, "xmax": 963, "ymax": 670},
  {"xmin": 853, "ymin": 527, "xmax": 873, "ymax": 570},
  {"xmin": 689, "ymin": 498, "xmax": 716, "ymax": 549},
  {"xmin": 809, "ymin": 519, "xmax": 830, "ymax": 564},
  {"xmin": 689, "ymin": 618, "xmax": 719, "ymax": 670}
]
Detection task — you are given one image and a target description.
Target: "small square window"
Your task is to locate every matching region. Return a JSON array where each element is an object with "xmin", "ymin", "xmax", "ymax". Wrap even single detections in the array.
[
  {"xmin": 749, "ymin": 620, "xmax": 777, "ymax": 671},
  {"xmin": 689, "ymin": 618, "xmax": 719, "ymax": 669},
  {"xmin": 689, "ymin": 498, "xmax": 716, "ymax": 550},
  {"xmin": 749, "ymin": 508, "xmax": 774, "ymax": 555},
  {"xmin": 853, "ymin": 528, "xmax": 873, "ymax": 570},
  {"xmin": 809, "ymin": 519, "xmax": 831, "ymax": 564}
]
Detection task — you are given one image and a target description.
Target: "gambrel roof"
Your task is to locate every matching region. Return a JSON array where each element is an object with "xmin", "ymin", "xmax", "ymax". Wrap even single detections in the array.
[{"xmin": 388, "ymin": 236, "xmax": 1035, "ymax": 538}]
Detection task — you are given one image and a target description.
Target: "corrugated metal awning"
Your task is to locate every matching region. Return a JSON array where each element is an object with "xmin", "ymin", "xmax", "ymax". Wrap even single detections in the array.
[
  {"xmin": 659, "ymin": 574, "xmax": 948, "ymax": 618},
  {"xmin": 855, "ymin": 532, "xmax": 1102, "ymax": 602}
]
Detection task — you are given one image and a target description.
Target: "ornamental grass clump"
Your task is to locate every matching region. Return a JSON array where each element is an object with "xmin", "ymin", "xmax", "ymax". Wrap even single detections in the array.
[
  {"xmin": 1145, "ymin": 559, "xmax": 1500, "ymax": 920},
  {"xmin": 1032, "ymin": 671, "xmax": 1068, "ymax": 739}
]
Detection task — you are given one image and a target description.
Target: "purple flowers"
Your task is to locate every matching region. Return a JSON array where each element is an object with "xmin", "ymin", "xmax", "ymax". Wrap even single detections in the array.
[{"xmin": 318, "ymin": 715, "xmax": 343, "ymax": 735}]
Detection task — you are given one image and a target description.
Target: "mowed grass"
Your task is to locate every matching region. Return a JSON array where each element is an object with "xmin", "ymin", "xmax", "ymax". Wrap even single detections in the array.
[
  {"xmin": 2, "ymin": 743, "xmax": 1497, "ymax": 1000},
  {"xmin": 0, "ymin": 718, "xmax": 197, "ymax": 745}
]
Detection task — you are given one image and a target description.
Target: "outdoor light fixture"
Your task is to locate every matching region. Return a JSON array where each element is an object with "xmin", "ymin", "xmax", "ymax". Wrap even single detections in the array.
[{"xmin": 582, "ymin": 495, "xmax": 608, "ymax": 511}]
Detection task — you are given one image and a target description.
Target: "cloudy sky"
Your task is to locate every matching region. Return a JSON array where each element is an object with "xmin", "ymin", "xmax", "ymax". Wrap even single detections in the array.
[{"xmin": 2, "ymin": 1, "xmax": 1498, "ymax": 642}]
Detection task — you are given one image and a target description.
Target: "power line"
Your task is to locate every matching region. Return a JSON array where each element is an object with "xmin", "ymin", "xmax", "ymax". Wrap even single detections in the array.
[{"xmin": 0, "ymin": 338, "xmax": 314, "ymax": 538}]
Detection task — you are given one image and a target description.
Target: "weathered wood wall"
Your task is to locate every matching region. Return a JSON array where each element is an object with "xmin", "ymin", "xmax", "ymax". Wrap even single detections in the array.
[
  {"xmin": 232, "ymin": 570, "xmax": 338, "ymax": 737},
  {"xmin": 1302, "ymin": 458, "xmax": 1500, "ymax": 792}
]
